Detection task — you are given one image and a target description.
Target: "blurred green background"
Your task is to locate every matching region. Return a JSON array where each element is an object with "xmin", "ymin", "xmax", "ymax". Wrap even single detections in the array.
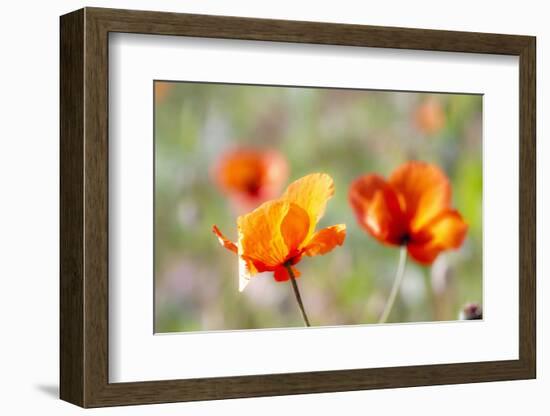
[{"xmin": 154, "ymin": 81, "xmax": 482, "ymax": 332}]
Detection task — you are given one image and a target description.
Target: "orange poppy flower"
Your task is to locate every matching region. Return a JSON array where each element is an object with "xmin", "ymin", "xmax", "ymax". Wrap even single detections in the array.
[
  {"xmin": 213, "ymin": 173, "xmax": 346, "ymax": 291},
  {"xmin": 349, "ymin": 161, "xmax": 467, "ymax": 265},
  {"xmin": 414, "ymin": 97, "xmax": 446, "ymax": 135},
  {"xmin": 214, "ymin": 148, "xmax": 288, "ymax": 212}
]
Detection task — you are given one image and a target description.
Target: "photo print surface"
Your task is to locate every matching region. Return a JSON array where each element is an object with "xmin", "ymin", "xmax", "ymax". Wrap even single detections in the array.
[{"xmin": 154, "ymin": 81, "xmax": 482, "ymax": 333}]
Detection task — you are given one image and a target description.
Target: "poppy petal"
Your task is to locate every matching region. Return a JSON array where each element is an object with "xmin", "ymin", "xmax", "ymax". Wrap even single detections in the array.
[
  {"xmin": 426, "ymin": 210, "xmax": 468, "ymax": 248},
  {"xmin": 261, "ymin": 150, "xmax": 289, "ymax": 193},
  {"xmin": 303, "ymin": 224, "xmax": 347, "ymax": 256},
  {"xmin": 389, "ymin": 161, "xmax": 451, "ymax": 232},
  {"xmin": 237, "ymin": 199, "xmax": 291, "ymax": 268},
  {"xmin": 238, "ymin": 253, "xmax": 272, "ymax": 292},
  {"xmin": 212, "ymin": 225, "xmax": 238, "ymax": 253},
  {"xmin": 238, "ymin": 253, "xmax": 256, "ymax": 292},
  {"xmin": 282, "ymin": 173, "xmax": 334, "ymax": 235},
  {"xmin": 273, "ymin": 265, "xmax": 301, "ymax": 282},
  {"xmin": 280, "ymin": 203, "xmax": 310, "ymax": 254},
  {"xmin": 408, "ymin": 210, "xmax": 468, "ymax": 264},
  {"xmin": 348, "ymin": 174, "xmax": 405, "ymax": 245}
]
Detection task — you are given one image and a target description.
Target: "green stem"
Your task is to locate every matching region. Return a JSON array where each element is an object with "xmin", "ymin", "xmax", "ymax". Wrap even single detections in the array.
[
  {"xmin": 284, "ymin": 263, "xmax": 311, "ymax": 327},
  {"xmin": 378, "ymin": 246, "xmax": 408, "ymax": 324}
]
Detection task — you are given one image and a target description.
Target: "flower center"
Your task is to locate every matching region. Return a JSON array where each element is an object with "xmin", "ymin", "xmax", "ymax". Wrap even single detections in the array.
[
  {"xmin": 400, "ymin": 234, "xmax": 411, "ymax": 246},
  {"xmin": 245, "ymin": 180, "xmax": 261, "ymax": 196}
]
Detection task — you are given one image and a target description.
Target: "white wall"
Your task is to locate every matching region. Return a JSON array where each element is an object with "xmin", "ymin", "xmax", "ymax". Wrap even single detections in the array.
[{"xmin": 0, "ymin": 0, "xmax": 545, "ymax": 414}]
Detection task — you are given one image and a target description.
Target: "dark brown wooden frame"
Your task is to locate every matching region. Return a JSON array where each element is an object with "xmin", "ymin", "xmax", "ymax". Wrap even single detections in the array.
[{"xmin": 60, "ymin": 7, "xmax": 536, "ymax": 408}]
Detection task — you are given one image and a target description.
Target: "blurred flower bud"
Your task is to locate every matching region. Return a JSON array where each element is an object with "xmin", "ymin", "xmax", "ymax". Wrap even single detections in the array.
[
  {"xmin": 155, "ymin": 81, "xmax": 172, "ymax": 104},
  {"xmin": 459, "ymin": 303, "xmax": 482, "ymax": 320},
  {"xmin": 212, "ymin": 147, "xmax": 288, "ymax": 213},
  {"xmin": 414, "ymin": 97, "xmax": 446, "ymax": 136}
]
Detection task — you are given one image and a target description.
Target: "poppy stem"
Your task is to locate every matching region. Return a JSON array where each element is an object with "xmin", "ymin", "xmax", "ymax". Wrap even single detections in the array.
[
  {"xmin": 378, "ymin": 246, "xmax": 408, "ymax": 324},
  {"xmin": 284, "ymin": 263, "xmax": 311, "ymax": 327}
]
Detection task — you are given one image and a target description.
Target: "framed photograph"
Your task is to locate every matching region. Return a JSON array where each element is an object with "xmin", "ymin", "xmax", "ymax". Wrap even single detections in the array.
[{"xmin": 60, "ymin": 7, "xmax": 536, "ymax": 408}]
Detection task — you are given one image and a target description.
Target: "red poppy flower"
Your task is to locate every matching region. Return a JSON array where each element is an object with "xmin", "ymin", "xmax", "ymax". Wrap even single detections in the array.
[
  {"xmin": 213, "ymin": 173, "xmax": 346, "ymax": 291},
  {"xmin": 349, "ymin": 161, "xmax": 467, "ymax": 264},
  {"xmin": 214, "ymin": 148, "xmax": 288, "ymax": 212}
]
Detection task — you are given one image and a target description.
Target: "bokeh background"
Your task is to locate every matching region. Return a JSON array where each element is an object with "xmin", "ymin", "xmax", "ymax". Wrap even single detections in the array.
[{"xmin": 154, "ymin": 81, "xmax": 482, "ymax": 332}]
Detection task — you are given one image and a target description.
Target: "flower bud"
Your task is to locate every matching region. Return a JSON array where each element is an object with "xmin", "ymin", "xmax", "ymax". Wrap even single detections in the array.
[{"xmin": 459, "ymin": 303, "xmax": 482, "ymax": 320}]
